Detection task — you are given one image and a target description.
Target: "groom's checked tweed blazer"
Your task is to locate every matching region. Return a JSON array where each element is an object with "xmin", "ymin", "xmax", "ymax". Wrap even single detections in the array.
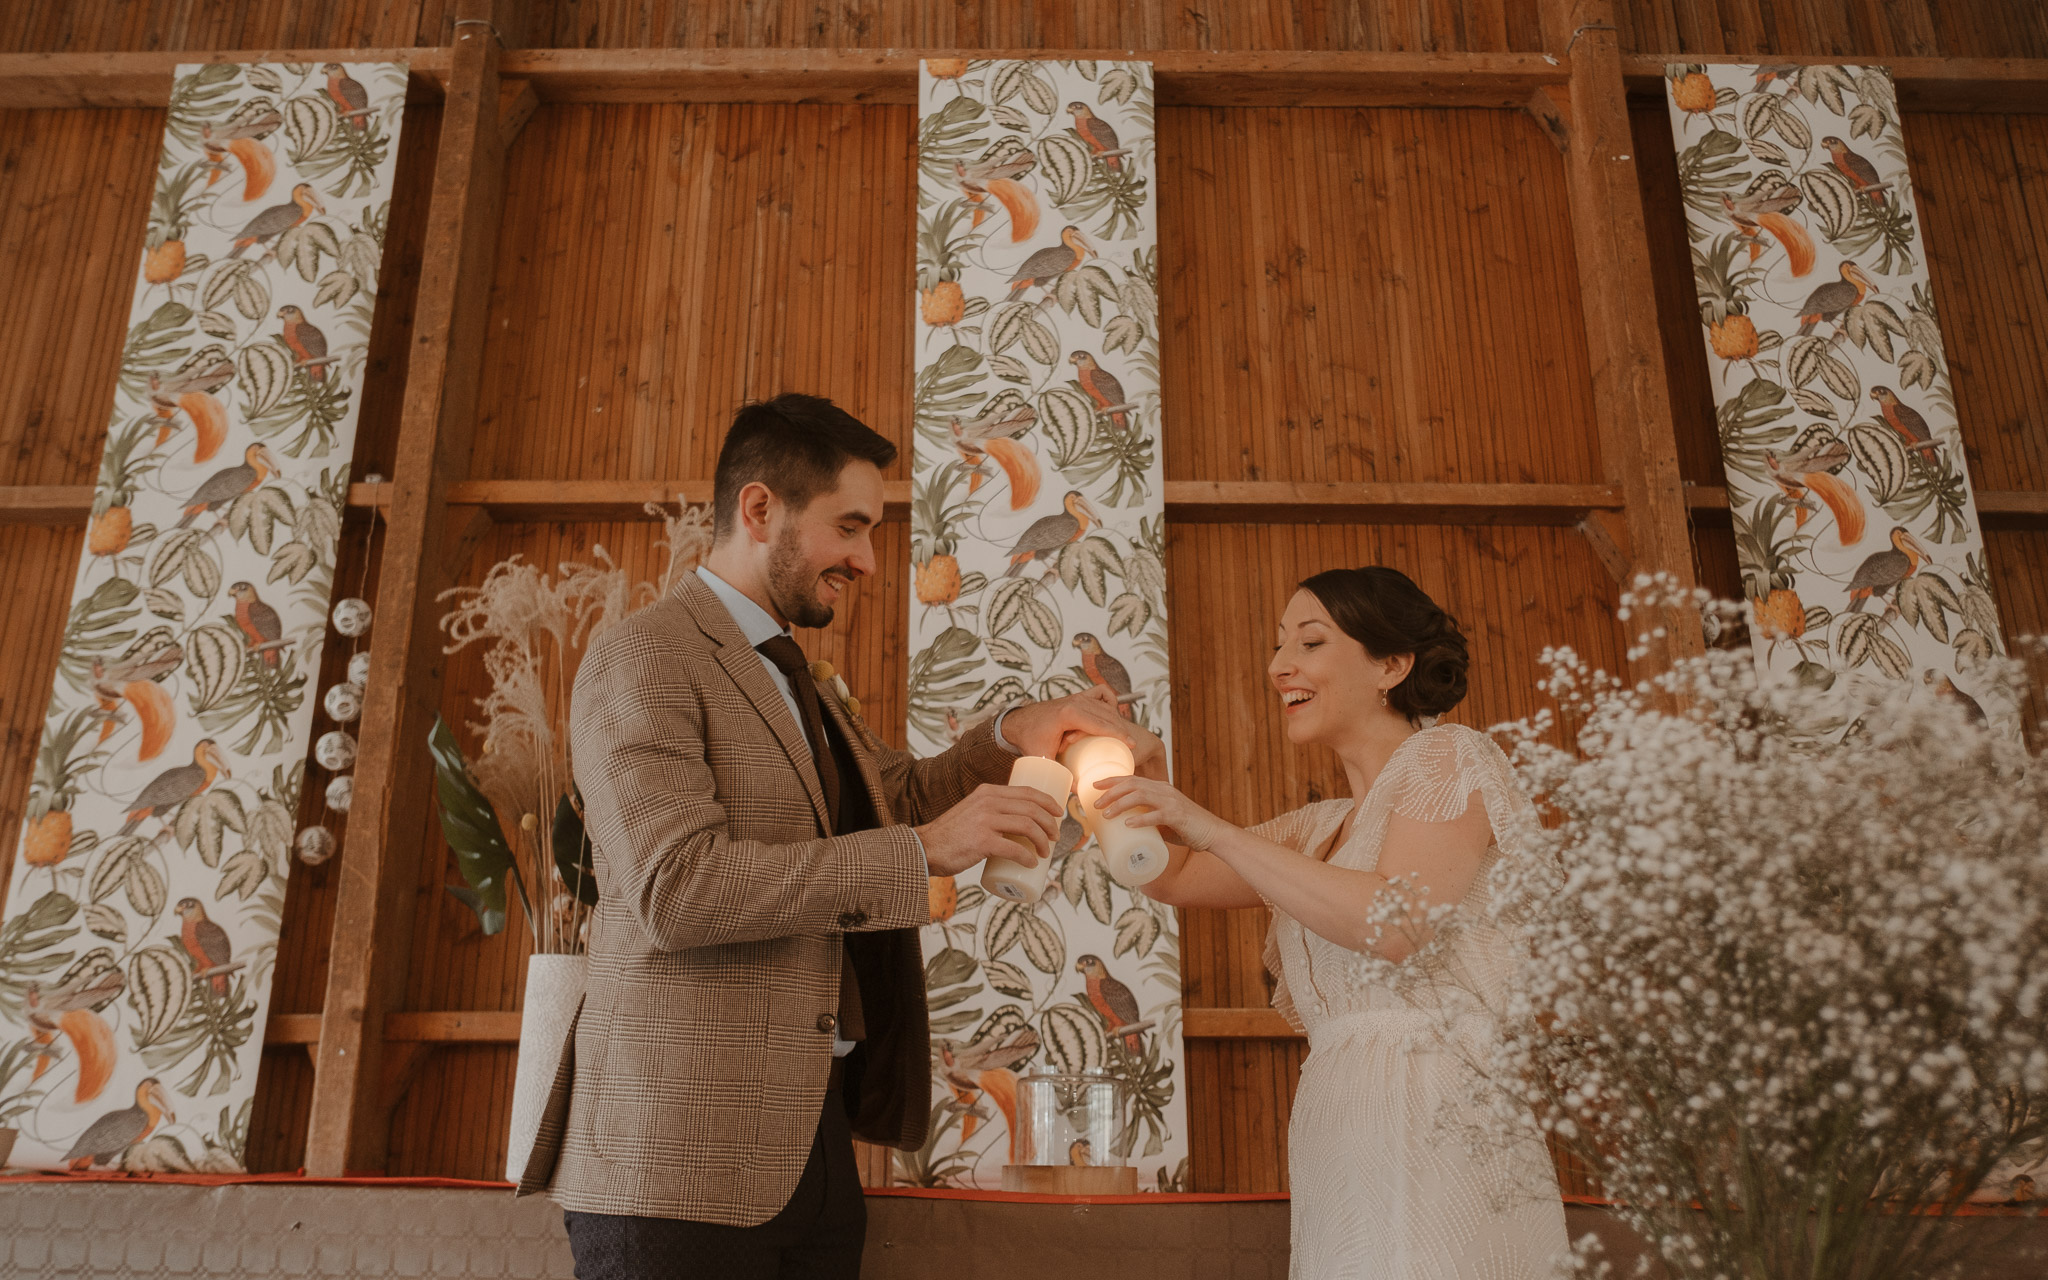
[{"xmin": 516, "ymin": 570, "xmax": 1015, "ymax": 1225}]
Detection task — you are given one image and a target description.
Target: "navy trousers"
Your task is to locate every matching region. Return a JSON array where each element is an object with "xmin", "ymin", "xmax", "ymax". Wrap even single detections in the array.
[{"xmin": 563, "ymin": 1065, "xmax": 866, "ymax": 1280}]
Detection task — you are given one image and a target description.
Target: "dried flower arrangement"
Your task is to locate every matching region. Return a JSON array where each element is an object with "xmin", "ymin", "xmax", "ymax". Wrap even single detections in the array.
[
  {"xmin": 1481, "ymin": 577, "xmax": 2046, "ymax": 1279},
  {"xmin": 430, "ymin": 501, "xmax": 714, "ymax": 954}
]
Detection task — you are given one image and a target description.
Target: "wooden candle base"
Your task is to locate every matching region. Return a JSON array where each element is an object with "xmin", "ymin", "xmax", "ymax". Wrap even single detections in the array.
[{"xmin": 1000, "ymin": 1163, "xmax": 1139, "ymax": 1195}]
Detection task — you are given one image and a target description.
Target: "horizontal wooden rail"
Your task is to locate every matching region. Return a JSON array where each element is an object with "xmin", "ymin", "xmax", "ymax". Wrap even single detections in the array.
[
  {"xmin": 0, "ymin": 49, "xmax": 451, "ymax": 109},
  {"xmin": 495, "ymin": 48, "xmax": 1569, "ymax": 108},
  {"xmin": 265, "ymin": 1006, "xmax": 1301, "ymax": 1047},
  {"xmin": 0, "ymin": 480, "xmax": 1624, "ymax": 527},
  {"xmin": 1684, "ymin": 484, "xmax": 2048, "ymax": 528},
  {"xmin": 1620, "ymin": 55, "xmax": 2048, "ymax": 114},
  {"xmin": 1182, "ymin": 1007, "xmax": 1303, "ymax": 1039},
  {"xmin": 266, "ymin": 1010, "xmax": 522, "ymax": 1045},
  {"xmin": 5, "ymin": 49, "xmax": 2042, "ymax": 114}
]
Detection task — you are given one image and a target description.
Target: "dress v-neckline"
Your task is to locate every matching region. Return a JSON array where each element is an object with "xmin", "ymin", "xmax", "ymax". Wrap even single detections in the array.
[{"xmin": 1314, "ymin": 729, "xmax": 1428, "ymax": 863}]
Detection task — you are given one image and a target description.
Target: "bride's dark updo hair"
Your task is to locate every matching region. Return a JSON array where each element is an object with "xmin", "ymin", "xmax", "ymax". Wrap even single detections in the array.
[{"xmin": 1299, "ymin": 567, "xmax": 1469, "ymax": 722}]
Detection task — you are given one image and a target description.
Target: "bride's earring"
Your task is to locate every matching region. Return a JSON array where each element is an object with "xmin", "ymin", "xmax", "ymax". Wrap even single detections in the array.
[{"xmin": 1379, "ymin": 687, "xmax": 1388, "ymax": 708}]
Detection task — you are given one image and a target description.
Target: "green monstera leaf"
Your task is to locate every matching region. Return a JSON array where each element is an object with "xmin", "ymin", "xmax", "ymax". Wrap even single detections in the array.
[
  {"xmin": 429, "ymin": 715, "xmax": 518, "ymax": 936},
  {"xmin": 553, "ymin": 789, "xmax": 597, "ymax": 908}
]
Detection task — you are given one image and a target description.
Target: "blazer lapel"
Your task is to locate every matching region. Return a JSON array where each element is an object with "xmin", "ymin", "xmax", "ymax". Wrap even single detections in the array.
[
  {"xmin": 818, "ymin": 687, "xmax": 894, "ymax": 827},
  {"xmin": 673, "ymin": 573, "xmax": 831, "ymax": 833}
]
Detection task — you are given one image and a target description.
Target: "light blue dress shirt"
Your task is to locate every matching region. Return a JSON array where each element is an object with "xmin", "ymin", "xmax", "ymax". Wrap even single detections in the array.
[{"xmin": 696, "ymin": 566, "xmax": 817, "ymax": 753}]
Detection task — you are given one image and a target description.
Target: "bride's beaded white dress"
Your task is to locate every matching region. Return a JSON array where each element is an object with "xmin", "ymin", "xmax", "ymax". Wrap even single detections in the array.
[{"xmin": 1255, "ymin": 723, "xmax": 1567, "ymax": 1279}]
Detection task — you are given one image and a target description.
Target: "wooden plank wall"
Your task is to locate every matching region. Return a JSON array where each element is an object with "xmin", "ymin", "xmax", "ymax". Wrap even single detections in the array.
[
  {"xmin": 0, "ymin": 0, "xmax": 2043, "ymax": 1191},
  {"xmin": 9, "ymin": 0, "xmax": 2040, "ymax": 58},
  {"xmin": 1612, "ymin": 0, "xmax": 2047, "ymax": 59}
]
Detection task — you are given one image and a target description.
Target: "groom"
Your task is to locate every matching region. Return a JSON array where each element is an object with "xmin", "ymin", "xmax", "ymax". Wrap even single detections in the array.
[{"xmin": 518, "ymin": 394, "xmax": 1153, "ymax": 1279}]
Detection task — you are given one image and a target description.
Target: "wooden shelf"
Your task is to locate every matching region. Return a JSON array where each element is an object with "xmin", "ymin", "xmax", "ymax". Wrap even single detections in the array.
[
  {"xmin": 1683, "ymin": 484, "xmax": 2048, "ymax": 529},
  {"xmin": 7, "ymin": 48, "xmax": 2042, "ymax": 114},
  {"xmin": 495, "ymin": 48, "xmax": 1569, "ymax": 108},
  {"xmin": 28, "ymin": 479, "xmax": 2045, "ymax": 530},
  {"xmin": 0, "ymin": 479, "xmax": 1625, "ymax": 527},
  {"xmin": 1620, "ymin": 55, "xmax": 2048, "ymax": 114},
  {"xmin": 0, "ymin": 49, "xmax": 451, "ymax": 109},
  {"xmin": 266, "ymin": 1006, "xmax": 1295, "ymax": 1048},
  {"xmin": 266, "ymin": 1010, "xmax": 523, "ymax": 1045},
  {"xmin": 1183, "ymin": 1007, "xmax": 1303, "ymax": 1039}
]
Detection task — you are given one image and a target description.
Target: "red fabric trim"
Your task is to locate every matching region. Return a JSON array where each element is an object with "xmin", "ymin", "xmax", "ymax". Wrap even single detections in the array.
[
  {"xmin": 864, "ymin": 1186, "xmax": 1289, "ymax": 1205},
  {"xmin": 1, "ymin": 1172, "xmax": 2035, "ymax": 1215},
  {"xmin": 0, "ymin": 1170, "xmax": 514, "ymax": 1190}
]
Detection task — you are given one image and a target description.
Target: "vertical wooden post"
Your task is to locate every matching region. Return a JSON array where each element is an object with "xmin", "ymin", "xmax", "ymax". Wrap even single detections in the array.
[
  {"xmin": 304, "ymin": 8, "xmax": 510, "ymax": 1176},
  {"xmin": 1545, "ymin": 0, "xmax": 1704, "ymax": 662}
]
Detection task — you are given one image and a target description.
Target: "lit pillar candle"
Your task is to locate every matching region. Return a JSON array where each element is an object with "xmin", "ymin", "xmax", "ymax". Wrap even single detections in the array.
[
  {"xmin": 981, "ymin": 755, "xmax": 1074, "ymax": 905},
  {"xmin": 1061, "ymin": 736, "xmax": 1168, "ymax": 888}
]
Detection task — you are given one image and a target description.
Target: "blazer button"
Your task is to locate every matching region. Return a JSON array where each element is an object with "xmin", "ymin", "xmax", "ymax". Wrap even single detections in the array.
[
  {"xmin": 816, "ymin": 1013, "xmax": 838, "ymax": 1034},
  {"xmin": 838, "ymin": 910, "xmax": 868, "ymax": 928}
]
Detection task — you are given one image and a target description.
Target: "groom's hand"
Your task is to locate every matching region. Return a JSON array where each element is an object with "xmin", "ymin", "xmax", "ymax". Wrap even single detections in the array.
[
  {"xmin": 916, "ymin": 783, "xmax": 1064, "ymax": 877},
  {"xmin": 1001, "ymin": 686, "xmax": 1167, "ymax": 774}
]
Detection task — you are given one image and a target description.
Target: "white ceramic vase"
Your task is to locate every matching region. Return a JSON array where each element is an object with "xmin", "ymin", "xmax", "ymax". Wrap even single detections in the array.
[{"xmin": 505, "ymin": 951, "xmax": 586, "ymax": 1183}]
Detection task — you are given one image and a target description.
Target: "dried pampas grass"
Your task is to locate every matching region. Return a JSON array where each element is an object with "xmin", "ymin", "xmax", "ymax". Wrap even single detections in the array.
[
  {"xmin": 438, "ymin": 501, "xmax": 713, "ymax": 952},
  {"xmin": 649, "ymin": 498, "xmax": 714, "ymax": 599}
]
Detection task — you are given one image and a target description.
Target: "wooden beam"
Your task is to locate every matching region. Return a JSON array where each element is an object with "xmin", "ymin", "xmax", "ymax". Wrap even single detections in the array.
[
  {"xmin": 22, "ymin": 480, "xmax": 2047, "ymax": 530},
  {"xmin": 496, "ymin": 49, "xmax": 1567, "ymax": 108},
  {"xmin": 0, "ymin": 486, "xmax": 95, "ymax": 524},
  {"xmin": 0, "ymin": 48, "xmax": 2036, "ymax": 115},
  {"xmin": 387, "ymin": 1010, "xmax": 523, "ymax": 1041},
  {"xmin": 1183, "ymin": 1007, "xmax": 1302, "ymax": 1038},
  {"xmin": 1684, "ymin": 485, "xmax": 2048, "ymax": 530},
  {"xmin": 1546, "ymin": 0, "xmax": 1703, "ymax": 665},
  {"xmin": 0, "ymin": 50, "xmax": 450, "ymax": 109},
  {"xmin": 268, "ymin": 1010, "xmax": 523, "ymax": 1046},
  {"xmin": 1576, "ymin": 510, "xmax": 1634, "ymax": 582},
  {"xmin": 390, "ymin": 479, "xmax": 1621, "ymax": 524},
  {"xmin": 303, "ymin": 12, "xmax": 511, "ymax": 1179},
  {"xmin": 1526, "ymin": 84, "xmax": 1571, "ymax": 153},
  {"xmin": 1164, "ymin": 480, "xmax": 1618, "ymax": 524},
  {"xmin": 1621, "ymin": 56, "xmax": 2048, "ymax": 115},
  {"xmin": 280, "ymin": 1006, "xmax": 1303, "ymax": 1042},
  {"xmin": 264, "ymin": 1013, "xmax": 323, "ymax": 1044},
  {"xmin": 498, "ymin": 78, "xmax": 538, "ymax": 145}
]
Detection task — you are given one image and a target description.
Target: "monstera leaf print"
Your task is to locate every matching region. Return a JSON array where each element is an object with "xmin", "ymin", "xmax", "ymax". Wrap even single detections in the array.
[
  {"xmin": 908, "ymin": 59, "xmax": 1185, "ymax": 1191},
  {"xmin": 1663, "ymin": 65, "xmax": 2012, "ymax": 740},
  {"xmin": 0, "ymin": 61, "xmax": 406, "ymax": 1172}
]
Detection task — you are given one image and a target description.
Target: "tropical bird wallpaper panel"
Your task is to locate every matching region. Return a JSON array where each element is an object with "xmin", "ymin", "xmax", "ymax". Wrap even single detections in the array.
[
  {"xmin": 1663, "ymin": 64, "xmax": 2014, "ymax": 738},
  {"xmin": 909, "ymin": 59, "xmax": 1188, "ymax": 1190},
  {"xmin": 0, "ymin": 62, "xmax": 407, "ymax": 1171}
]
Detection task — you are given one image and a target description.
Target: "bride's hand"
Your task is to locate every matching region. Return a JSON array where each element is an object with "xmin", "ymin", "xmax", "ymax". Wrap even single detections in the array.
[{"xmin": 1092, "ymin": 775, "xmax": 1228, "ymax": 851}]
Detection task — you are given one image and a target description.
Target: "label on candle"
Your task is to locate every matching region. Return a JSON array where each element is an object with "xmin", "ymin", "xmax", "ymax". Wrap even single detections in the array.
[{"xmin": 1061, "ymin": 736, "xmax": 1169, "ymax": 888}]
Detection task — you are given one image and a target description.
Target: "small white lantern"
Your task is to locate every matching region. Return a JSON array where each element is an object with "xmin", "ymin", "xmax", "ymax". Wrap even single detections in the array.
[
  {"xmin": 347, "ymin": 651, "xmax": 372, "ymax": 688},
  {"xmin": 323, "ymin": 682, "xmax": 363, "ymax": 723},
  {"xmin": 331, "ymin": 598, "xmax": 373, "ymax": 637},
  {"xmin": 325, "ymin": 775, "xmax": 354, "ymax": 813},
  {"xmin": 295, "ymin": 826, "xmax": 337, "ymax": 866},
  {"xmin": 315, "ymin": 730, "xmax": 358, "ymax": 771}
]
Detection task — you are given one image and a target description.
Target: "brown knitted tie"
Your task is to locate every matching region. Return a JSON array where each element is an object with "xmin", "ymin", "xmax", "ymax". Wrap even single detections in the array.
[{"xmin": 755, "ymin": 635, "xmax": 864, "ymax": 1043}]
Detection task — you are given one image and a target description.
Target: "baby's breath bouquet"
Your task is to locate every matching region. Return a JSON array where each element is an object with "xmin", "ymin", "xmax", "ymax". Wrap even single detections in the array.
[{"xmin": 1489, "ymin": 580, "xmax": 2047, "ymax": 1280}]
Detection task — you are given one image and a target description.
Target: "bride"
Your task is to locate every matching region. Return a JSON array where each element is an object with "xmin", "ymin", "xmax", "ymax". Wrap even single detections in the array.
[{"xmin": 1095, "ymin": 567, "xmax": 1566, "ymax": 1279}]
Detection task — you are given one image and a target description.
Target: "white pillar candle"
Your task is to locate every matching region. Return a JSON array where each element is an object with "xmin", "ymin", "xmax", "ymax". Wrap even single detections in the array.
[
  {"xmin": 1060, "ymin": 736, "xmax": 1169, "ymax": 889},
  {"xmin": 981, "ymin": 755, "xmax": 1074, "ymax": 905}
]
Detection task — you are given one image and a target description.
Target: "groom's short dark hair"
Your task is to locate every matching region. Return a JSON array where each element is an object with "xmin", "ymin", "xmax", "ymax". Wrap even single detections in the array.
[{"xmin": 712, "ymin": 394, "xmax": 898, "ymax": 538}]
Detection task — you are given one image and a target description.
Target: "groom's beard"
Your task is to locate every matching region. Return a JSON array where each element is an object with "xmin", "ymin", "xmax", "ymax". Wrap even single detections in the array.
[{"xmin": 767, "ymin": 528, "xmax": 845, "ymax": 630}]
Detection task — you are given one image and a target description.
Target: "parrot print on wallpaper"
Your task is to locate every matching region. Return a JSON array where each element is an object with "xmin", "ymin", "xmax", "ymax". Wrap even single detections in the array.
[
  {"xmin": 1664, "ymin": 64, "xmax": 2015, "ymax": 740},
  {"xmin": 0, "ymin": 61, "xmax": 406, "ymax": 1172},
  {"xmin": 908, "ymin": 59, "xmax": 1188, "ymax": 1192}
]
